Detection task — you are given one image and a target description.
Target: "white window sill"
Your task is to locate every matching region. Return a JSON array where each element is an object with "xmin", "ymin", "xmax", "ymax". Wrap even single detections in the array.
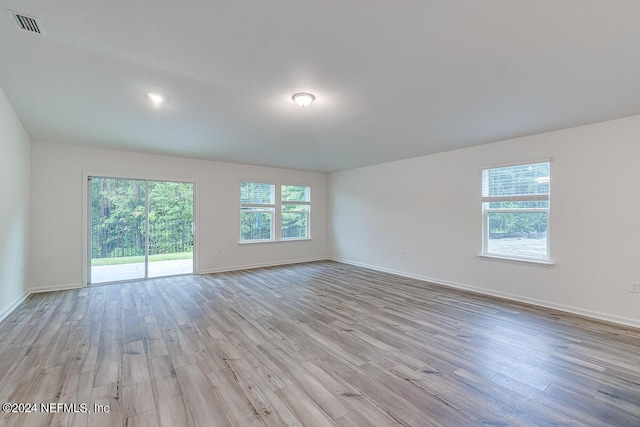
[
  {"xmin": 478, "ymin": 254, "xmax": 555, "ymax": 267},
  {"xmin": 239, "ymin": 238, "xmax": 312, "ymax": 245}
]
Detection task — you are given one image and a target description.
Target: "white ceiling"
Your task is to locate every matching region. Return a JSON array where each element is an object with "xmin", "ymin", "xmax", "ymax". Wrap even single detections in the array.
[{"xmin": 1, "ymin": 1, "xmax": 639, "ymax": 172}]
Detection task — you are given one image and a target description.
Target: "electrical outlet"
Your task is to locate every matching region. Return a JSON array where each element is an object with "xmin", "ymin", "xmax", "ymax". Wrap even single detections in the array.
[
  {"xmin": 630, "ymin": 282, "xmax": 640, "ymax": 293},
  {"xmin": 400, "ymin": 251, "xmax": 405, "ymax": 258}
]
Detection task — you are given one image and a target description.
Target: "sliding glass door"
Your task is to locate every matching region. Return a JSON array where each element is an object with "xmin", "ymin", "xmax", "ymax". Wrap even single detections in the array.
[
  {"xmin": 88, "ymin": 177, "xmax": 194, "ymax": 284},
  {"xmin": 89, "ymin": 177, "xmax": 146, "ymax": 283},
  {"xmin": 148, "ymin": 180, "xmax": 194, "ymax": 278}
]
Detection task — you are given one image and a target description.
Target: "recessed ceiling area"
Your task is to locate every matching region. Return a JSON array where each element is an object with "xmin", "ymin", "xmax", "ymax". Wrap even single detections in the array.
[{"xmin": 1, "ymin": 1, "xmax": 640, "ymax": 172}]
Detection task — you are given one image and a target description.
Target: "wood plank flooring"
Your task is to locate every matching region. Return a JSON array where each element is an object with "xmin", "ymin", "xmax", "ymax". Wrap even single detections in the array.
[{"xmin": 1, "ymin": 261, "xmax": 639, "ymax": 426}]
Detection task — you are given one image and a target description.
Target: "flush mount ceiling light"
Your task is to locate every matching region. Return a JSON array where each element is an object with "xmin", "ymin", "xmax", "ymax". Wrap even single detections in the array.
[
  {"xmin": 292, "ymin": 93, "xmax": 315, "ymax": 107},
  {"xmin": 147, "ymin": 92, "xmax": 164, "ymax": 105}
]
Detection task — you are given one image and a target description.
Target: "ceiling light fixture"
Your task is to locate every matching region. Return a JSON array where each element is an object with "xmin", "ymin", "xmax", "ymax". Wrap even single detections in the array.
[
  {"xmin": 147, "ymin": 92, "xmax": 164, "ymax": 105},
  {"xmin": 292, "ymin": 93, "xmax": 315, "ymax": 107}
]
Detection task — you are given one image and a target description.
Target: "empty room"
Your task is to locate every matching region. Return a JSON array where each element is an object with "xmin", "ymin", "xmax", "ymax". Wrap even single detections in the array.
[{"xmin": 1, "ymin": 1, "xmax": 640, "ymax": 426}]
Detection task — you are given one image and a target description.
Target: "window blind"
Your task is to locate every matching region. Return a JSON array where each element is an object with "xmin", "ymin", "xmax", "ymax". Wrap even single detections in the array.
[{"xmin": 482, "ymin": 162, "xmax": 550, "ymax": 203}]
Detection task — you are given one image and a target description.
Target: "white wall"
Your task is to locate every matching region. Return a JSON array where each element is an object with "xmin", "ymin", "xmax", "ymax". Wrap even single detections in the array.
[
  {"xmin": 0, "ymin": 86, "xmax": 31, "ymax": 321},
  {"xmin": 330, "ymin": 115, "xmax": 640, "ymax": 327},
  {"xmin": 30, "ymin": 142, "xmax": 328, "ymax": 291}
]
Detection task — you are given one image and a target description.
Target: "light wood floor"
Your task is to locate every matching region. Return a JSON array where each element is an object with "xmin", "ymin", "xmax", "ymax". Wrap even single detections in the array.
[{"xmin": 1, "ymin": 261, "xmax": 639, "ymax": 426}]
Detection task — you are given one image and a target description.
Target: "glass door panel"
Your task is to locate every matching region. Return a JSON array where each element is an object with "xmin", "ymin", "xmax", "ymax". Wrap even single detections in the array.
[
  {"xmin": 147, "ymin": 180, "xmax": 194, "ymax": 278},
  {"xmin": 89, "ymin": 177, "xmax": 146, "ymax": 283}
]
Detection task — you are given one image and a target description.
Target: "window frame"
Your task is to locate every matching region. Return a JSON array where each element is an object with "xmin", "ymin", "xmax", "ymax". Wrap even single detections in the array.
[
  {"xmin": 239, "ymin": 181, "xmax": 312, "ymax": 243},
  {"xmin": 240, "ymin": 182, "xmax": 276, "ymax": 243},
  {"xmin": 281, "ymin": 184, "xmax": 311, "ymax": 240},
  {"xmin": 481, "ymin": 161, "xmax": 551, "ymax": 263}
]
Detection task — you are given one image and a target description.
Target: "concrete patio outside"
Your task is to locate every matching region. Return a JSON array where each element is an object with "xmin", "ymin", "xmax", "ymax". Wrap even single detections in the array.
[{"xmin": 91, "ymin": 258, "xmax": 193, "ymax": 283}]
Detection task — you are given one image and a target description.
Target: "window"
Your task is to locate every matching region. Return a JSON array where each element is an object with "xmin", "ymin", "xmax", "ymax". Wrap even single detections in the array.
[
  {"xmin": 240, "ymin": 182, "xmax": 275, "ymax": 241},
  {"xmin": 281, "ymin": 185, "xmax": 310, "ymax": 239},
  {"xmin": 482, "ymin": 161, "xmax": 550, "ymax": 261},
  {"xmin": 239, "ymin": 182, "xmax": 311, "ymax": 242}
]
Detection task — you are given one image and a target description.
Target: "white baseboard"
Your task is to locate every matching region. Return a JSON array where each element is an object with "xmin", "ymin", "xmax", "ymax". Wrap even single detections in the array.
[
  {"xmin": 199, "ymin": 257, "xmax": 328, "ymax": 275},
  {"xmin": 0, "ymin": 292, "xmax": 29, "ymax": 324},
  {"xmin": 7, "ymin": 258, "xmax": 637, "ymax": 330},
  {"xmin": 331, "ymin": 257, "xmax": 640, "ymax": 329},
  {"xmin": 29, "ymin": 283, "xmax": 84, "ymax": 294},
  {"xmin": 2, "ymin": 259, "xmax": 329, "ymax": 323}
]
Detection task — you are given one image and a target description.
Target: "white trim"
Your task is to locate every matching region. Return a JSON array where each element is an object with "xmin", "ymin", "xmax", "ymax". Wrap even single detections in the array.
[
  {"xmin": 0, "ymin": 292, "xmax": 29, "ymax": 324},
  {"xmin": 4, "ymin": 259, "xmax": 638, "ymax": 332},
  {"xmin": 281, "ymin": 184, "xmax": 311, "ymax": 240},
  {"xmin": 198, "ymin": 257, "xmax": 326, "ymax": 274},
  {"xmin": 239, "ymin": 238, "xmax": 312, "ymax": 245},
  {"xmin": 192, "ymin": 181, "xmax": 199, "ymax": 274},
  {"xmin": 1, "ymin": 259, "xmax": 324, "ymax": 322},
  {"xmin": 482, "ymin": 195, "xmax": 549, "ymax": 203},
  {"xmin": 280, "ymin": 236, "xmax": 312, "ymax": 242},
  {"xmin": 481, "ymin": 160, "xmax": 551, "ymax": 262},
  {"xmin": 331, "ymin": 258, "xmax": 640, "ymax": 329},
  {"xmin": 84, "ymin": 171, "xmax": 198, "ymax": 183},
  {"xmin": 480, "ymin": 157, "xmax": 553, "ymax": 171},
  {"xmin": 29, "ymin": 283, "xmax": 84, "ymax": 294},
  {"xmin": 83, "ymin": 174, "xmax": 198, "ymax": 285},
  {"xmin": 282, "ymin": 202, "xmax": 311, "ymax": 206},
  {"xmin": 485, "ymin": 208, "xmax": 548, "ymax": 213},
  {"xmin": 144, "ymin": 179, "xmax": 149, "ymax": 278},
  {"xmin": 478, "ymin": 254, "xmax": 554, "ymax": 266},
  {"xmin": 281, "ymin": 208, "xmax": 310, "ymax": 240},
  {"xmin": 242, "ymin": 203, "xmax": 277, "ymax": 208},
  {"xmin": 240, "ymin": 181, "xmax": 313, "ymax": 242},
  {"xmin": 275, "ymin": 183, "xmax": 282, "ymax": 240},
  {"xmin": 82, "ymin": 173, "xmax": 89, "ymax": 286},
  {"xmin": 1, "ymin": 283, "xmax": 84, "ymax": 324},
  {"xmin": 240, "ymin": 181, "xmax": 277, "ymax": 242},
  {"xmin": 282, "ymin": 181, "xmax": 313, "ymax": 190}
]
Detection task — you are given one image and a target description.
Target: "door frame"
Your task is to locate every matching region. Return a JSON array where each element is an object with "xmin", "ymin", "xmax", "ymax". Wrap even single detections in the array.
[{"xmin": 82, "ymin": 172, "xmax": 198, "ymax": 286}]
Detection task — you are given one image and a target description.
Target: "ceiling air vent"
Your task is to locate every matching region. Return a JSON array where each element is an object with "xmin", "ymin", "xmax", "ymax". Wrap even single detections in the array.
[{"xmin": 8, "ymin": 11, "xmax": 44, "ymax": 35}]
